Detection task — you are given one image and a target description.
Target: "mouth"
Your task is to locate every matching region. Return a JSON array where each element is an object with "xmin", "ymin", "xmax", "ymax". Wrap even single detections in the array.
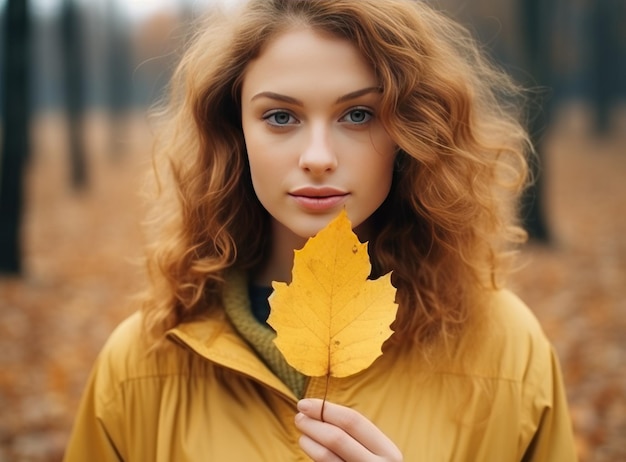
[{"xmin": 288, "ymin": 187, "xmax": 349, "ymax": 211}]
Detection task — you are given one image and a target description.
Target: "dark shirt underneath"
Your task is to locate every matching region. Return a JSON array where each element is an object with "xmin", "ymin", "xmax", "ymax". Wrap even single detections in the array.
[{"xmin": 248, "ymin": 285, "xmax": 273, "ymax": 325}]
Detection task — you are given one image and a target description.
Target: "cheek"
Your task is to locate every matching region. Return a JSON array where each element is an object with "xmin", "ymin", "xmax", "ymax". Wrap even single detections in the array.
[
  {"xmin": 247, "ymin": 154, "xmax": 273, "ymax": 191},
  {"xmin": 247, "ymin": 163, "xmax": 273, "ymax": 210},
  {"xmin": 245, "ymin": 129, "xmax": 298, "ymax": 181},
  {"xmin": 244, "ymin": 129, "xmax": 270, "ymax": 178},
  {"xmin": 246, "ymin": 142, "xmax": 287, "ymax": 201},
  {"xmin": 350, "ymin": 153, "xmax": 394, "ymax": 202},
  {"xmin": 375, "ymin": 158, "xmax": 395, "ymax": 194},
  {"xmin": 369, "ymin": 135, "xmax": 397, "ymax": 187},
  {"xmin": 372, "ymin": 157, "xmax": 396, "ymax": 202}
]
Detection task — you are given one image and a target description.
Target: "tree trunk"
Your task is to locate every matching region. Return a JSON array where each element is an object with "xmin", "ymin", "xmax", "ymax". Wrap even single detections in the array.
[
  {"xmin": 0, "ymin": 0, "xmax": 30, "ymax": 275},
  {"xmin": 590, "ymin": 0, "xmax": 623, "ymax": 135},
  {"xmin": 105, "ymin": 0, "xmax": 133, "ymax": 160},
  {"xmin": 61, "ymin": 0, "xmax": 87, "ymax": 189},
  {"xmin": 519, "ymin": 0, "xmax": 553, "ymax": 242}
]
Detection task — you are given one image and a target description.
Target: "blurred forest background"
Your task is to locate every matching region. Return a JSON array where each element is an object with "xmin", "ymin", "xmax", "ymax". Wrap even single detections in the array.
[{"xmin": 0, "ymin": 0, "xmax": 624, "ymax": 460}]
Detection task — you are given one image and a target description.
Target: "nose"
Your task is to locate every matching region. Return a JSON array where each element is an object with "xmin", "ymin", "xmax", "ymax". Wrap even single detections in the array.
[{"xmin": 298, "ymin": 123, "xmax": 338, "ymax": 174}]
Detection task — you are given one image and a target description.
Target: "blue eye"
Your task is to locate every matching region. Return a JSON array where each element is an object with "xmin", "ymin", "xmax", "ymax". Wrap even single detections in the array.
[
  {"xmin": 264, "ymin": 111, "xmax": 297, "ymax": 126},
  {"xmin": 341, "ymin": 108, "xmax": 373, "ymax": 124}
]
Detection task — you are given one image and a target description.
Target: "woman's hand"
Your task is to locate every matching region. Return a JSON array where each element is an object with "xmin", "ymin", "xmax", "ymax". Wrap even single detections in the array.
[{"xmin": 295, "ymin": 398, "xmax": 403, "ymax": 462}]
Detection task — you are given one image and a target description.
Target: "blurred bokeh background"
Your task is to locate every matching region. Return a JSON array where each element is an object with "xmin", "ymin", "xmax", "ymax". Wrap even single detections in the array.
[{"xmin": 0, "ymin": 0, "xmax": 624, "ymax": 460}]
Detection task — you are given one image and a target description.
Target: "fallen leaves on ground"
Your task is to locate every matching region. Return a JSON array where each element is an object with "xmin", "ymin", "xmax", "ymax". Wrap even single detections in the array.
[{"xmin": 0, "ymin": 106, "xmax": 624, "ymax": 461}]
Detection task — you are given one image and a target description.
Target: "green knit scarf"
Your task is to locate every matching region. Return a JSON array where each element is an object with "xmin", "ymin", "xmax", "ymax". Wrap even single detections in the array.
[{"xmin": 223, "ymin": 272, "xmax": 307, "ymax": 398}]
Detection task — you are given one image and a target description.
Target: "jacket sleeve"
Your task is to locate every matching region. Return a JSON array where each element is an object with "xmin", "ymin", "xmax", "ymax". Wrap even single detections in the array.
[
  {"xmin": 62, "ymin": 357, "xmax": 125, "ymax": 462},
  {"xmin": 521, "ymin": 347, "xmax": 578, "ymax": 462}
]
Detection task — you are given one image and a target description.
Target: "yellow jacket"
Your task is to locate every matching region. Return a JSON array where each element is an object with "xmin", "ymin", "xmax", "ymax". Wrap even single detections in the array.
[{"xmin": 63, "ymin": 283, "xmax": 577, "ymax": 461}]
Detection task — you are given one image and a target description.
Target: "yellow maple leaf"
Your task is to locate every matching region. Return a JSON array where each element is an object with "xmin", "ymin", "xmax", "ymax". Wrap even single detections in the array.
[{"xmin": 267, "ymin": 209, "xmax": 398, "ymax": 378}]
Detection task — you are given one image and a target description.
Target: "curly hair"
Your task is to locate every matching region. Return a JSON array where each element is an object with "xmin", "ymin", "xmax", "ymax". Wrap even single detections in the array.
[{"xmin": 141, "ymin": 0, "xmax": 531, "ymax": 347}]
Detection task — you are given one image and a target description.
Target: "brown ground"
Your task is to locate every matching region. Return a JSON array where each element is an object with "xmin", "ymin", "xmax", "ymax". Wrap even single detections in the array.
[{"xmin": 0, "ymin": 105, "xmax": 624, "ymax": 461}]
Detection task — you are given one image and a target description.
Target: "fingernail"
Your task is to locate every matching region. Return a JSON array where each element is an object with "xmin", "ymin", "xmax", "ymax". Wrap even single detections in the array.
[{"xmin": 297, "ymin": 399, "xmax": 311, "ymax": 412}]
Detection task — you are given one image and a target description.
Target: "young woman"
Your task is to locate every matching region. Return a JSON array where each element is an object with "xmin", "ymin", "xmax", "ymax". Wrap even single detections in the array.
[{"xmin": 64, "ymin": 0, "xmax": 577, "ymax": 460}]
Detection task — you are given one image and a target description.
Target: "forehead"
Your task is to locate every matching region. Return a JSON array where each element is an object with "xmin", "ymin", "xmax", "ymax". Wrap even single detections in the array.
[{"xmin": 241, "ymin": 28, "xmax": 377, "ymax": 98}]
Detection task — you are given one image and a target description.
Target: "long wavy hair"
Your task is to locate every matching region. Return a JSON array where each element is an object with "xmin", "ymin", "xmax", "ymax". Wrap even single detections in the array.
[{"xmin": 142, "ymin": 0, "xmax": 531, "ymax": 348}]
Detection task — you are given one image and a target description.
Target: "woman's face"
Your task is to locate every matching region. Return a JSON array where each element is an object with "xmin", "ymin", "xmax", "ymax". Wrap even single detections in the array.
[{"xmin": 241, "ymin": 28, "xmax": 396, "ymax": 245}]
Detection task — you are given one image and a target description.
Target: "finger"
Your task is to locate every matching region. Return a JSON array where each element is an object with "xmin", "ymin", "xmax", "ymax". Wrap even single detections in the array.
[
  {"xmin": 298, "ymin": 433, "xmax": 345, "ymax": 462},
  {"xmin": 298, "ymin": 399, "xmax": 402, "ymax": 459},
  {"xmin": 296, "ymin": 412, "xmax": 369, "ymax": 461}
]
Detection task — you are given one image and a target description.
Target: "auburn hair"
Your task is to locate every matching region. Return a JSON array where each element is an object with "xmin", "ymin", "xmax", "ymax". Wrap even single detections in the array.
[{"xmin": 141, "ymin": 0, "xmax": 530, "ymax": 347}]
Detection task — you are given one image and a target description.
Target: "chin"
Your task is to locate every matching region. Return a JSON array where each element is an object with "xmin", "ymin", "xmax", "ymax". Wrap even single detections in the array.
[
  {"xmin": 271, "ymin": 215, "xmax": 331, "ymax": 246},
  {"xmin": 292, "ymin": 222, "xmax": 329, "ymax": 241},
  {"xmin": 298, "ymin": 215, "xmax": 370, "ymax": 239},
  {"xmin": 271, "ymin": 208, "xmax": 374, "ymax": 245}
]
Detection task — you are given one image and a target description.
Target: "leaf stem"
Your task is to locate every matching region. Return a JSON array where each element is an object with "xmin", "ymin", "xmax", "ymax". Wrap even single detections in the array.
[{"xmin": 321, "ymin": 372, "xmax": 330, "ymax": 422}]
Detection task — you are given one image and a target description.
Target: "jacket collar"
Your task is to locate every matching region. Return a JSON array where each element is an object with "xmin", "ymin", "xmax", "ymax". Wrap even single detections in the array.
[{"xmin": 166, "ymin": 271, "xmax": 299, "ymax": 402}]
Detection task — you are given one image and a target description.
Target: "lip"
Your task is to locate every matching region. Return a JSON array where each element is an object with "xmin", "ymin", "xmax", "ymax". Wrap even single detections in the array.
[{"xmin": 289, "ymin": 187, "xmax": 349, "ymax": 211}]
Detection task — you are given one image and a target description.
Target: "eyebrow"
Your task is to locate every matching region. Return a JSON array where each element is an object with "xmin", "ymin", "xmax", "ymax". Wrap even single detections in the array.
[{"xmin": 250, "ymin": 86, "xmax": 382, "ymax": 105}]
